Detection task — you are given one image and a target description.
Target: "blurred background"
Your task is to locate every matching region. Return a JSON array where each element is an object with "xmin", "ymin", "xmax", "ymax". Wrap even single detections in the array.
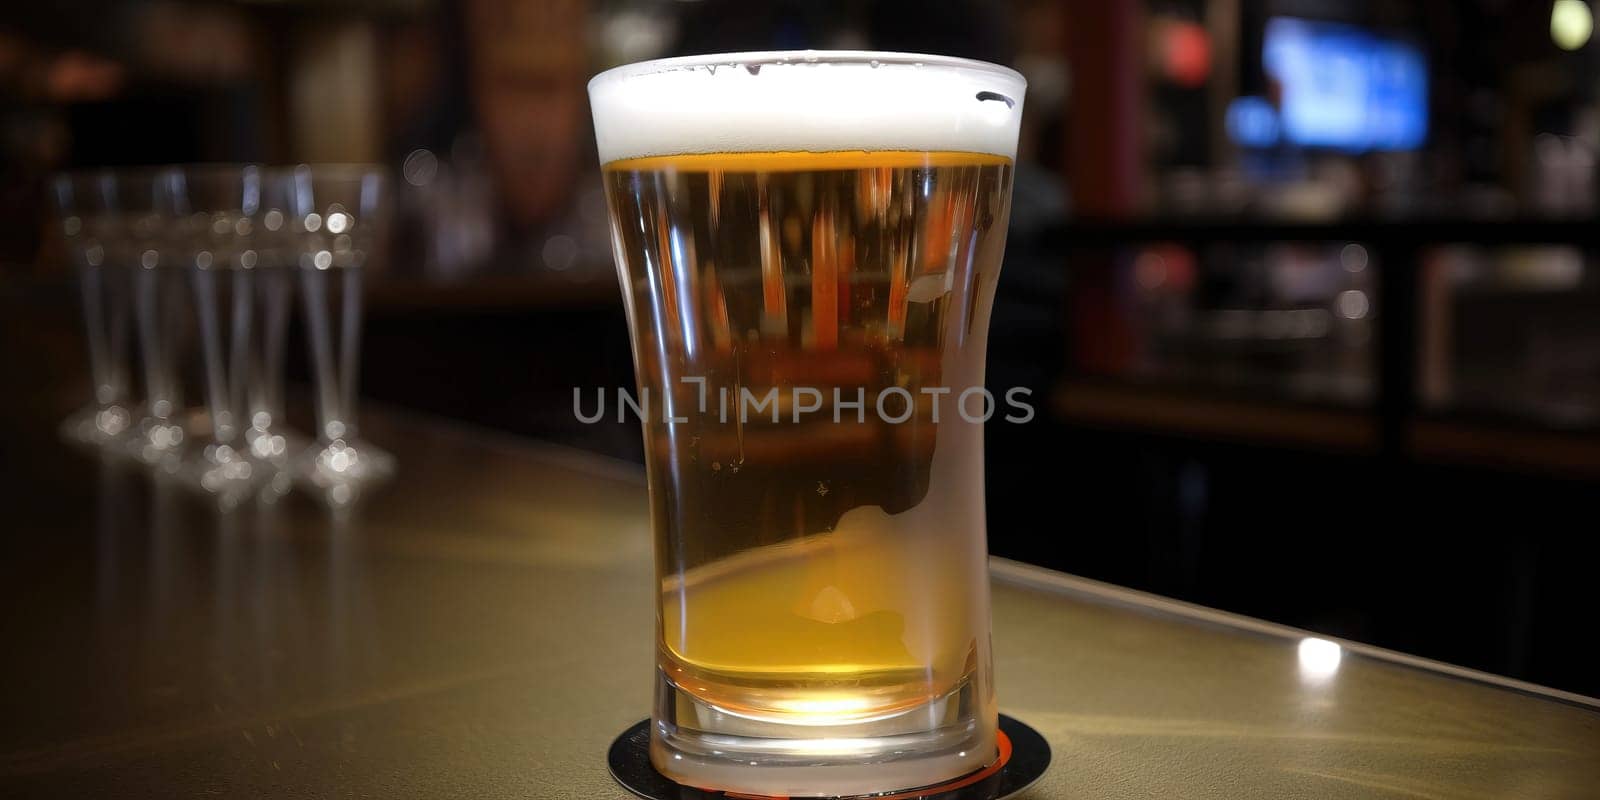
[{"xmin": 3, "ymin": 0, "xmax": 1599, "ymax": 697}]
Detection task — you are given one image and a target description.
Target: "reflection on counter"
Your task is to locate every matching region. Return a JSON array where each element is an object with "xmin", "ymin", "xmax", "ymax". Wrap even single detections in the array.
[
  {"xmin": 78, "ymin": 438, "xmax": 381, "ymax": 730},
  {"xmin": 1296, "ymin": 637, "xmax": 1343, "ymax": 685}
]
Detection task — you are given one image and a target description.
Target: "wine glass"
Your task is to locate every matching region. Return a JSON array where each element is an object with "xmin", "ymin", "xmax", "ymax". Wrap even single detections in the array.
[
  {"xmin": 168, "ymin": 164, "xmax": 293, "ymax": 499},
  {"xmin": 120, "ymin": 168, "xmax": 189, "ymax": 467},
  {"xmin": 275, "ymin": 164, "xmax": 394, "ymax": 491},
  {"xmin": 50, "ymin": 171, "xmax": 135, "ymax": 447}
]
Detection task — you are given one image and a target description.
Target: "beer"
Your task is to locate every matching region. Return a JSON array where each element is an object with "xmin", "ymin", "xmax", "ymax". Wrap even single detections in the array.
[{"xmin": 591, "ymin": 53, "xmax": 1024, "ymax": 797}]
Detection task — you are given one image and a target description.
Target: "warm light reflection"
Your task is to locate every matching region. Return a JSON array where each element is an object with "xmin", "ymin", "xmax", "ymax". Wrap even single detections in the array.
[
  {"xmin": 750, "ymin": 736, "xmax": 890, "ymax": 756},
  {"xmin": 1298, "ymin": 637, "xmax": 1343, "ymax": 684},
  {"xmin": 763, "ymin": 694, "xmax": 877, "ymax": 718}
]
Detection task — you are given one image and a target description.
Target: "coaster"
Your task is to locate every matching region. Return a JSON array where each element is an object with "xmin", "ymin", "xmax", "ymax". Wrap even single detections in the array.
[{"xmin": 607, "ymin": 714, "xmax": 1050, "ymax": 800}]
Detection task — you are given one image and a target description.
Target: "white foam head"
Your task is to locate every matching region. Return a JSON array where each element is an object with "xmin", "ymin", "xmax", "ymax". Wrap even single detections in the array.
[{"xmin": 588, "ymin": 51, "xmax": 1026, "ymax": 164}]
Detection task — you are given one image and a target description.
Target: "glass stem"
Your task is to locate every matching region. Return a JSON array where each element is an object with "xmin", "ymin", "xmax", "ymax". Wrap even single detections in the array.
[
  {"xmin": 338, "ymin": 266, "xmax": 363, "ymax": 441},
  {"xmin": 191, "ymin": 266, "xmax": 233, "ymax": 445},
  {"xmin": 134, "ymin": 266, "xmax": 173, "ymax": 421},
  {"xmin": 227, "ymin": 268, "xmax": 254, "ymax": 441},
  {"xmin": 251, "ymin": 267, "xmax": 292, "ymax": 432},
  {"xmin": 107, "ymin": 265, "xmax": 131, "ymax": 410},
  {"xmin": 79, "ymin": 263, "xmax": 110, "ymax": 406},
  {"xmin": 300, "ymin": 266, "xmax": 341, "ymax": 444}
]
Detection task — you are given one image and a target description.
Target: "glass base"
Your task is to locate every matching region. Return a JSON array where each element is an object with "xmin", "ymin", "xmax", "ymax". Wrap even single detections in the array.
[
  {"xmin": 124, "ymin": 416, "xmax": 187, "ymax": 467},
  {"xmin": 292, "ymin": 439, "xmax": 395, "ymax": 510},
  {"xmin": 243, "ymin": 425, "xmax": 305, "ymax": 467},
  {"xmin": 613, "ymin": 714, "xmax": 1048, "ymax": 800},
  {"xmin": 175, "ymin": 442, "xmax": 281, "ymax": 510},
  {"xmin": 59, "ymin": 404, "xmax": 133, "ymax": 447},
  {"xmin": 650, "ymin": 667, "xmax": 994, "ymax": 797}
]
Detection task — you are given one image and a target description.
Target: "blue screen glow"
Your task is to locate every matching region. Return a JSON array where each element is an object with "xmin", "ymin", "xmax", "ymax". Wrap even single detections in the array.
[{"xmin": 1262, "ymin": 17, "xmax": 1428, "ymax": 152}]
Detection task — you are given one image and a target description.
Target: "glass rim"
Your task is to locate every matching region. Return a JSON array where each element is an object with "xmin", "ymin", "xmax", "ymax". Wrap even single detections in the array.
[
  {"xmin": 170, "ymin": 163, "xmax": 266, "ymax": 186},
  {"xmin": 51, "ymin": 164, "xmax": 389, "ymax": 179},
  {"xmin": 589, "ymin": 50, "xmax": 1026, "ymax": 91},
  {"xmin": 276, "ymin": 163, "xmax": 389, "ymax": 180},
  {"xmin": 49, "ymin": 166, "xmax": 172, "ymax": 184},
  {"xmin": 49, "ymin": 164, "xmax": 387, "ymax": 186}
]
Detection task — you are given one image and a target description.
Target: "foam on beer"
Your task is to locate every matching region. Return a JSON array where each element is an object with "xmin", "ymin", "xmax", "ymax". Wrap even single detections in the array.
[{"xmin": 589, "ymin": 52, "xmax": 1026, "ymax": 164}]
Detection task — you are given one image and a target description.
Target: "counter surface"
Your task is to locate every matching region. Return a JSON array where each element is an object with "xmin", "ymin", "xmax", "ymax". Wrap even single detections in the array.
[{"xmin": 1, "ymin": 411, "xmax": 1596, "ymax": 799}]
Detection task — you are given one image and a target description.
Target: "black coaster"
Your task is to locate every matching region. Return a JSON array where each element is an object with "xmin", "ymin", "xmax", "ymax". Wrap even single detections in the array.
[{"xmin": 607, "ymin": 714, "xmax": 1050, "ymax": 800}]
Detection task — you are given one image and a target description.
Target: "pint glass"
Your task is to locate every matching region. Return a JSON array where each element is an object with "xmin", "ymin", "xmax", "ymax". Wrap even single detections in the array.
[{"xmin": 589, "ymin": 51, "xmax": 1025, "ymax": 797}]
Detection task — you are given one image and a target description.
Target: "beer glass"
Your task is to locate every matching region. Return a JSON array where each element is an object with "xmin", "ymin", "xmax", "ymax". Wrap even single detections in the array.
[{"xmin": 589, "ymin": 52, "xmax": 1025, "ymax": 796}]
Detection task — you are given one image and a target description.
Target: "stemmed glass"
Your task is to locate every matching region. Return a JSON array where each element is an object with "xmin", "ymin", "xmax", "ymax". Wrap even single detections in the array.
[
  {"xmin": 168, "ymin": 165, "xmax": 290, "ymax": 500},
  {"xmin": 51, "ymin": 171, "xmax": 134, "ymax": 446},
  {"xmin": 53, "ymin": 163, "xmax": 389, "ymax": 507},
  {"xmin": 242, "ymin": 173, "xmax": 300, "ymax": 468},
  {"xmin": 122, "ymin": 168, "xmax": 189, "ymax": 467},
  {"xmin": 276, "ymin": 165, "xmax": 393, "ymax": 492}
]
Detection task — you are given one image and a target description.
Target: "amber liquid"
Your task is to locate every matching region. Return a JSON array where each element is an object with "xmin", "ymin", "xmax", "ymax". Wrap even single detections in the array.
[{"xmin": 604, "ymin": 151, "xmax": 1012, "ymax": 728}]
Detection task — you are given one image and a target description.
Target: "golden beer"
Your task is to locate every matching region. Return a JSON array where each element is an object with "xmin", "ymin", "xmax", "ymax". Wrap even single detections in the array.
[{"xmin": 591, "ymin": 52, "xmax": 1024, "ymax": 797}]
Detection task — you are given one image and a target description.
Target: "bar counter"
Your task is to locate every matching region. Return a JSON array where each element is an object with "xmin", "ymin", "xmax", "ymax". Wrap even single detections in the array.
[{"xmin": 1, "ymin": 409, "xmax": 1596, "ymax": 799}]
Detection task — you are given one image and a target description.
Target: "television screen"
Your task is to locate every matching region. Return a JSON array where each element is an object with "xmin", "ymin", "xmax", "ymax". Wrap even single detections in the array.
[{"xmin": 1262, "ymin": 17, "xmax": 1428, "ymax": 152}]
